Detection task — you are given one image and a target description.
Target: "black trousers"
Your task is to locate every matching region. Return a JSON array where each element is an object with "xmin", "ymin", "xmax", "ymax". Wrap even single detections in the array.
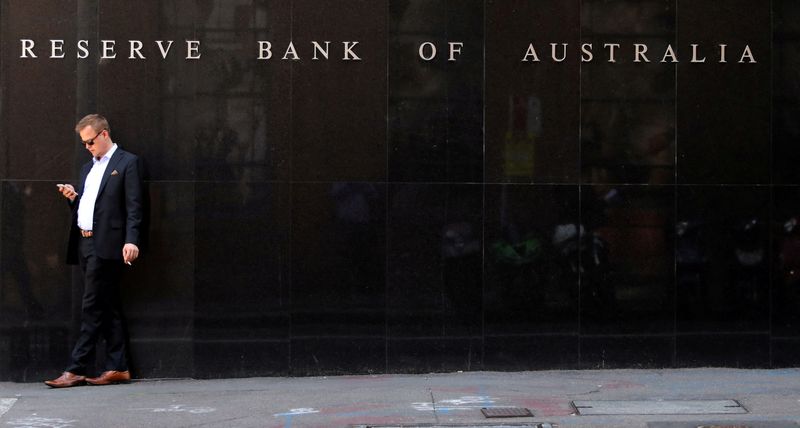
[{"xmin": 66, "ymin": 236, "xmax": 128, "ymax": 375}]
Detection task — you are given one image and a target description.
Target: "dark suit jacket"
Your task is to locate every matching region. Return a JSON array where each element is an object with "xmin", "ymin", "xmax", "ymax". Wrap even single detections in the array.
[{"xmin": 66, "ymin": 147, "xmax": 144, "ymax": 264}]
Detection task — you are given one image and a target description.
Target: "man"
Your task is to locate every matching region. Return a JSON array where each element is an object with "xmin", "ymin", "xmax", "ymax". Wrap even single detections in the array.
[{"xmin": 45, "ymin": 114, "xmax": 143, "ymax": 388}]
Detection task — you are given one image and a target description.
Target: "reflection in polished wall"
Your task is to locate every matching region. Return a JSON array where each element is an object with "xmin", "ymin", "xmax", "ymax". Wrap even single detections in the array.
[
  {"xmin": 1, "ymin": 0, "xmax": 799, "ymax": 381},
  {"xmin": 486, "ymin": 0, "xmax": 580, "ymax": 183},
  {"xmin": 1, "ymin": 183, "xmax": 74, "ymax": 381},
  {"xmin": 390, "ymin": 0, "xmax": 483, "ymax": 182},
  {"xmin": 581, "ymin": 0, "xmax": 676, "ymax": 185}
]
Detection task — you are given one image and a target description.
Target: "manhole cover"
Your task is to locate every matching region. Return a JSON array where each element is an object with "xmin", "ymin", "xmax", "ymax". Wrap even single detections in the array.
[
  {"xmin": 482, "ymin": 407, "xmax": 534, "ymax": 418},
  {"xmin": 572, "ymin": 400, "xmax": 747, "ymax": 415}
]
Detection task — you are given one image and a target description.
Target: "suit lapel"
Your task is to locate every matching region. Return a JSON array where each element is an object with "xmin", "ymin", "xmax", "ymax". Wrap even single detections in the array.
[{"xmin": 97, "ymin": 149, "xmax": 125, "ymax": 198}]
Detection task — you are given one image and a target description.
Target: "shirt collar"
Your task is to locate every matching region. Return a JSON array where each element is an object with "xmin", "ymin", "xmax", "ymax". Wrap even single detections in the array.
[{"xmin": 93, "ymin": 143, "xmax": 118, "ymax": 164}]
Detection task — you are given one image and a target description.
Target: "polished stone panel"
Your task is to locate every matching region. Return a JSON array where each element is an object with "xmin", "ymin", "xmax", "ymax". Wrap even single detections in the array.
[
  {"xmin": 485, "ymin": 0, "xmax": 579, "ymax": 183},
  {"xmin": 676, "ymin": 334, "xmax": 769, "ymax": 368},
  {"xmin": 581, "ymin": 185, "xmax": 674, "ymax": 335},
  {"xmin": 581, "ymin": 0, "xmax": 676, "ymax": 185},
  {"xmin": 119, "ymin": 182, "xmax": 195, "ymax": 378},
  {"xmin": 387, "ymin": 184, "xmax": 482, "ymax": 338},
  {"xmin": 388, "ymin": 338, "xmax": 482, "ymax": 373},
  {"xmin": 96, "ymin": 1, "xmax": 168, "ymax": 178},
  {"xmin": 194, "ymin": 182, "xmax": 291, "ymax": 377},
  {"xmin": 676, "ymin": 186, "xmax": 770, "ymax": 333},
  {"xmin": 0, "ymin": 182, "xmax": 75, "ymax": 381},
  {"xmin": 0, "ymin": 1, "xmax": 6, "ymax": 180},
  {"xmin": 292, "ymin": 0, "xmax": 387, "ymax": 182},
  {"xmin": 389, "ymin": 0, "xmax": 483, "ymax": 183},
  {"xmin": 292, "ymin": 183, "xmax": 386, "ymax": 337},
  {"xmin": 483, "ymin": 335, "xmax": 579, "ymax": 371},
  {"xmin": 484, "ymin": 184, "xmax": 579, "ymax": 335},
  {"xmin": 773, "ymin": 0, "xmax": 800, "ymax": 184},
  {"xmin": 193, "ymin": 0, "xmax": 292, "ymax": 182},
  {"xmin": 580, "ymin": 336, "xmax": 673, "ymax": 369},
  {"xmin": 194, "ymin": 339, "xmax": 290, "ymax": 378},
  {"xmin": 2, "ymin": 0, "xmax": 78, "ymax": 180},
  {"xmin": 772, "ymin": 186, "xmax": 800, "ymax": 339},
  {"xmin": 194, "ymin": 182, "xmax": 290, "ymax": 323},
  {"xmin": 676, "ymin": 0, "xmax": 771, "ymax": 184},
  {"xmin": 291, "ymin": 337, "xmax": 386, "ymax": 376},
  {"xmin": 1, "ymin": 182, "xmax": 71, "ymax": 323},
  {"xmin": 772, "ymin": 338, "xmax": 800, "ymax": 368}
]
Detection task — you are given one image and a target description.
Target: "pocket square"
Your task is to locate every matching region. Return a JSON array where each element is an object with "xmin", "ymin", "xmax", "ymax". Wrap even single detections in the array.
[{"xmin": 110, "ymin": 170, "xmax": 119, "ymax": 176}]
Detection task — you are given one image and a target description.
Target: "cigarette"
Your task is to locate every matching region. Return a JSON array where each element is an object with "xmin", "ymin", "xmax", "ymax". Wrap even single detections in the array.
[{"xmin": 125, "ymin": 261, "xmax": 132, "ymax": 266}]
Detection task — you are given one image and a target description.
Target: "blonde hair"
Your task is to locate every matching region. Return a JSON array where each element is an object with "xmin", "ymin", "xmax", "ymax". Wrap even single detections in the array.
[{"xmin": 75, "ymin": 114, "xmax": 110, "ymax": 134}]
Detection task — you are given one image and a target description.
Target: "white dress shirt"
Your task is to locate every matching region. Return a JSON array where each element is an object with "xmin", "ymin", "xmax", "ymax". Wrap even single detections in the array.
[{"xmin": 77, "ymin": 144, "xmax": 118, "ymax": 231}]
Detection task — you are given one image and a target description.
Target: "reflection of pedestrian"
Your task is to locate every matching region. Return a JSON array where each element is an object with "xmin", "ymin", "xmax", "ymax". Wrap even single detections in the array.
[
  {"xmin": 45, "ymin": 114, "xmax": 143, "ymax": 388},
  {"xmin": 1, "ymin": 182, "xmax": 43, "ymax": 319}
]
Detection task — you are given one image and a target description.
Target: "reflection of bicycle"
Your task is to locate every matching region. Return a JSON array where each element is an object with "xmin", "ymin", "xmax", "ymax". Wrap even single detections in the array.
[
  {"xmin": 488, "ymin": 233, "xmax": 546, "ymax": 310},
  {"xmin": 553, "ymin": 223, "xmax": 609, "ymax": 274},
  {"xmin": 553, "ymin": 223, "xmax": 610, "ymax": 306}
]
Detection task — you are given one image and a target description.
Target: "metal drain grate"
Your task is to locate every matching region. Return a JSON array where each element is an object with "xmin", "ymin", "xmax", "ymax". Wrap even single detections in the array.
[
  {"xmin": 481, "ymin": 407, "xmax": 534, "ymax": 418},
  {"xmin": 573, "ymin": 400, "xmax": 748, "ymax": 415}
]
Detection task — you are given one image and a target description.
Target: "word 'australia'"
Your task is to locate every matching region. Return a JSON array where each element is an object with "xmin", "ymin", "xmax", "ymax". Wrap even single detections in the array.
[{"xmin": 522, "ymin": 43, "xmax": 757, "ymax": 63}]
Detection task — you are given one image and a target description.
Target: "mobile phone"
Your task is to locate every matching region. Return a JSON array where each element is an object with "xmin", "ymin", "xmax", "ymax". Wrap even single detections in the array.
[{"xmin": 57, "ymin": 184, "xmax": 78, "ymax": 196}]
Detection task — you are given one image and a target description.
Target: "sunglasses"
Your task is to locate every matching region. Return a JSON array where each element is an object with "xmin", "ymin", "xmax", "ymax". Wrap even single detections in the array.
[{"xmin": 81, "ymin": 130, "xmax": 105, "ymax": 146}]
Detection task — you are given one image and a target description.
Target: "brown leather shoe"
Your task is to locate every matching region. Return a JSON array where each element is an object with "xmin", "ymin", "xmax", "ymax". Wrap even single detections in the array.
[
  {"xmin": 44, "ymin": 372, "xmax": 86, "ymax": 388},
  {"xmin": 86, "ymin": 370, "xmax": 131, "ymax": 385}
]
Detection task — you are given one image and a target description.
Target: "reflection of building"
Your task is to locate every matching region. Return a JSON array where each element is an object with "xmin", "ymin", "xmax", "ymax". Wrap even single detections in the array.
[
  {"xmin": 503, "ymin": 95, "xmax": 540, "ymax": 177},
  {"xmin": 580, "ymin": 0, "xmax": 676, "ymax": 185}
]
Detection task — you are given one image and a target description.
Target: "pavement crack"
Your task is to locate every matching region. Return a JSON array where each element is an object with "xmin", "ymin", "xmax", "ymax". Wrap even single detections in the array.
[
  {"xmin": 429, "ymin": 388, "xmax": 439, "ymax": 423},
  {"xmin": 566, "ymin": 388, "xmax": 601, "ymax": 396},
  {"xmin": 183, "ymin": 416, "xmax": 250, "ymax": 427}
]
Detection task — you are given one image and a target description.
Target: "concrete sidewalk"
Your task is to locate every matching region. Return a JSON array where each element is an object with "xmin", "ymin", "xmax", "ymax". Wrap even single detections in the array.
[{"xmin": 0, "ymin": 369, "xmax": 799, "ymax": 428}]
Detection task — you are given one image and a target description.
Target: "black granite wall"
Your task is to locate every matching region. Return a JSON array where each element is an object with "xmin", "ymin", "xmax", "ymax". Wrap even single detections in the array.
[{"xmin": 1, "ymin": 0, "xmax": 798, "ymax": 381}]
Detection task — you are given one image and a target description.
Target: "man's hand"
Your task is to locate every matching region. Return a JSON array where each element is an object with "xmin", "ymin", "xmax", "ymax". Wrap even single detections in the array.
[
  {"xmin": 57, "ymin": 184, "xmax": 78, "ymax": 202},
  {"xmin": 122, "ymin": 243, "xmax": 140, "ymax": 264}
]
